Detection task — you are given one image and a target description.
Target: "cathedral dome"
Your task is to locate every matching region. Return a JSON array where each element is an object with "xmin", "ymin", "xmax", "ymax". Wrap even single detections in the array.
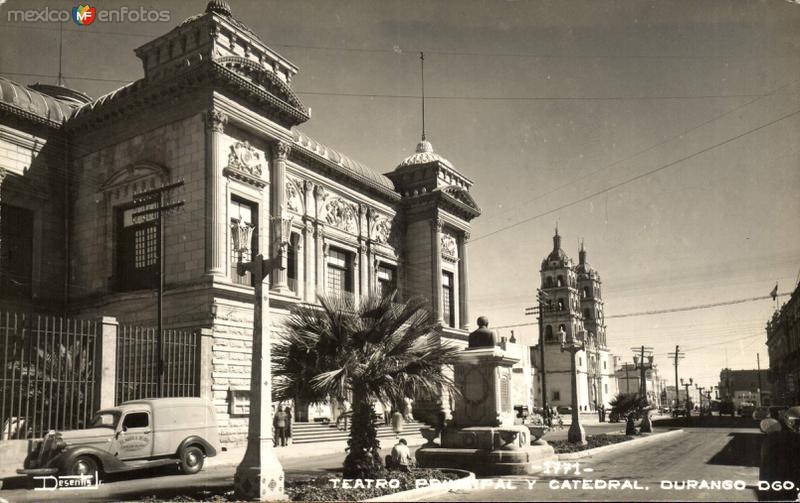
[
  {"xmin": 398, "ymin": 139, "xmax": 453, "ymax": 169},
  {"xmin": 541, "ymin": 227, "xmax": 572, "ymax": 269}
]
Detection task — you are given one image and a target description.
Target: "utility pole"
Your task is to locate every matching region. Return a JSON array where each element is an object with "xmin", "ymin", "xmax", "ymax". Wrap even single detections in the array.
[
  {"xmin": 667, "ymin": 345, "xmax": 685, "ymax": 412},
  {"xmin": 132, "ymin": 180, "xmax": 184, "ymax": 397},
  {"xmin": 526, "ymin": 289, "xmax": 550, "ymax": 424}
]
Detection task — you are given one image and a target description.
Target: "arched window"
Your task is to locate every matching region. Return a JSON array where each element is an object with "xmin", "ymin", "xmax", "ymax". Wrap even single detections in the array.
[
  {"xmin": 545, "ymin": 277, "xmax": 553, "ymax": 288},
  {"xmin": 545, "ymin": 325, "xmax": 553, "ymax": 341},
  {"xmin": 557, "ymin": 275, "xmax": 564, "ymax": 287},
  {"xmin": 559, "ymin": 324, "xmax": 567, "ymax": 334},
  {"xmin": 557, "ymin": 299, "xmax": 565, "ymax": 311},
  {"xmin": 583, "ymin": 308, "xmax": 591, "ymax": 320},
  {"xmin": 582, "ymin": 287, "xmax": 590, "ymax": 299}
]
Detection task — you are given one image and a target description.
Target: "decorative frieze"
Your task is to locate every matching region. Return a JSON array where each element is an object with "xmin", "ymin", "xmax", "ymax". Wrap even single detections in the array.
[
  {"xmin": 323, "ymin": 197, "xmax": 358, "ymax": 234},
  {"xmin": 441, "ymin": 233, "xmax": 457, "ymax": 259},
  {"xmin": 285, "ymin": 178, "xmax": 303, "ymax": 214},
  {"xmin": 227, "ymin": 141, "xmax": 265, "ymax": 177},
  {"xmin": 371, "ymin": 216, "xmax": 392, "ymax": 245}
]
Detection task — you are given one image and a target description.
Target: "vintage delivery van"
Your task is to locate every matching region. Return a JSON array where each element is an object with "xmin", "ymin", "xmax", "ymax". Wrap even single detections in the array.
[{"xmin": 18, "ymin": 397, "xmax": 220, "ymax": 478}]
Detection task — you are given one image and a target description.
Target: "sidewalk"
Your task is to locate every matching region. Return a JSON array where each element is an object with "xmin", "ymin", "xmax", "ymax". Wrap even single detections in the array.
[{"xmin": 207, "ymin": 433, "xmax": 425, "ymax": 468}]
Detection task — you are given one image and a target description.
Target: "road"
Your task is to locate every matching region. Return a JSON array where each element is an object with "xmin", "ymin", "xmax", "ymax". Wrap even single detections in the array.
[
  {"xmin": 432, "ymin": 427, "xmax": 763, "ymax": 501},
  {"xmin": 0, "ymin": 422, "xmax": 771, "ymax": 502}
]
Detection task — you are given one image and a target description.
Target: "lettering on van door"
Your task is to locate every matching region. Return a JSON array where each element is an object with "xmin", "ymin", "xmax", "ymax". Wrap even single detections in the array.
[{"xmin": 118, "ymin": 411, "xmax": 153, "ymax": 459}]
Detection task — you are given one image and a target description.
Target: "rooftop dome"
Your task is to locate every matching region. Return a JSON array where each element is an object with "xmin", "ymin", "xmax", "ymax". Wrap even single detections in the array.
[
  {"xmin": 398, "ymin": 139, "xmax": 453, "ymax": 169},
  {"xmin": 205, "ymin": 0, "xmax": 232, "ymax": 16}
]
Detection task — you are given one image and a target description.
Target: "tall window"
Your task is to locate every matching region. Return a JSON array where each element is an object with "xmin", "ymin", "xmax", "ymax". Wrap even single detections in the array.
[
  {"xmin": 442, "ymin": 270, "xmax": 455, "ymax": 327},
  {"xmin": 545, "ymin": 325, "xmax": 554, "ymax": 341},
  {"xmin": 0, "ymin": 204, "xmax": 33, "ymax": 298},
  {"xmin": 377, "ymin": 263, "xmax": 397, "ymax": 299},
  {"xmin": 327, "ymin": 247, "xmax": 352, "ymax": 296},
  {"xmin": 230, "ymin": 197, "xmax": 257, "ymax": 286},
  {"xmin": 116, "ymin": 204, "xmax": 157, "ymax": 291}
]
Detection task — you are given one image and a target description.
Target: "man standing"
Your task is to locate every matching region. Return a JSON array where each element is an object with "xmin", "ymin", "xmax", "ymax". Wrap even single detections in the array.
[{"xmin": 273, "ymin": 407, "xmax": 288, "ymax": 447}]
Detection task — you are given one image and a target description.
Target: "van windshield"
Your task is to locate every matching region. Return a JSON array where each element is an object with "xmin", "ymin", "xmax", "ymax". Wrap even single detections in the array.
[{"xmin": 89, "ymin": 411, "xmax": 119, "ymax": 429}]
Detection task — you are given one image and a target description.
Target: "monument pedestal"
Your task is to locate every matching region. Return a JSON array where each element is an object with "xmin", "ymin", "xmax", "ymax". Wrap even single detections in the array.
[{"xmin": 416, "ymin": 346, "xmax": 556, "ymax": 475}]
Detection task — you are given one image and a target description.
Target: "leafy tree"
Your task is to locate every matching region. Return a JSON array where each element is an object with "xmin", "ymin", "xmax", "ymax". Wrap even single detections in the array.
[
  {"xmin": 272, "ymin": 292, "xmax": 461, "ymax": 478},
  {"xmin": 609, "ymin": 392, "xmax": 648, "ymax": 420}
]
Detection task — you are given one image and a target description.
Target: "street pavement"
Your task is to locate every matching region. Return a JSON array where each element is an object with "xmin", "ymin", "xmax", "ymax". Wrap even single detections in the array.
[{"xmin": 0, "ymin": 419, "xmax": 769, "ymax": 502}]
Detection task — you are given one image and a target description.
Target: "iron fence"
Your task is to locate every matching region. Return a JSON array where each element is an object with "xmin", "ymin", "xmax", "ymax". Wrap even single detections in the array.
[
  {"xmin": 115, "ymin": 326, "xmax": 198, "ymax": 404},
  {"xmin": 0, "ymin": 311, "xmax": 99, "ymax": 439}
]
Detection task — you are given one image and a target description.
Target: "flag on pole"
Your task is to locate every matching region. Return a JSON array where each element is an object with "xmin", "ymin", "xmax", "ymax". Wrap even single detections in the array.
[{"xmin": 770, "ymin": 283, "xmax": 778, "ymax": 300}]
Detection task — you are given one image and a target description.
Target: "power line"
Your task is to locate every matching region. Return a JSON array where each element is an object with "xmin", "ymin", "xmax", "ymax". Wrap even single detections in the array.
[
  {"xmin": 478, "ymin": 78, "xmax": 800, "ymax": 226},
  {"xmin": 4, "ymin": 22, "xmax": 799, "ymax": 63},
  {"xmin": 471, "ymin": 106, "xmax": 800, "ymax": 243}
]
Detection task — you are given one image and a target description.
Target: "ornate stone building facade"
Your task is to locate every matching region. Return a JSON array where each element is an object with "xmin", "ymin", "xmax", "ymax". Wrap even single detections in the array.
[
  {"xmin": 0, "ymin": 1, "xmax": 479, "ymax": 443},
  {"xmin": 766, "ymin": 281, "xmax": 800, "ymax": 405},
  {"xmin": 533, "ymin": 229, "xmax": 616, "ymax": 411}
]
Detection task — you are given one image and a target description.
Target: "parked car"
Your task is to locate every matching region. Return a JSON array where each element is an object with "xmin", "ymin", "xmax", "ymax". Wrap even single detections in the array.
[
  {"xmin": 758, "ymin": 406, "xmax": 800, "ymax": 501},
  {"xmin": 740, "ymin": 403, "xmax": 756, "ymax": 418},
  {"xmin": 18, "ymin": 397, "xmax": 220, "ymax": 480},
  {"xmin": 718, "ymin": 400, "xmax": 735, "ymax": 416},
  {"xmin": 556, "ymin": 405, "xmax": 572, "ymax": 415}
]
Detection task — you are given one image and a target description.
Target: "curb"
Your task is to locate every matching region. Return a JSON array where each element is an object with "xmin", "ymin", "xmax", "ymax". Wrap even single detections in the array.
[
  {"xmin": 206, "ymin": 435, "xmax": 426, "ymax": 468},
  {"xmin": 365, "ymin": 469, "xmax": 476, "ymax": 502},
  {"xmin": 557, "ymin": 429, "xmax": 686, "ymax": 460}
]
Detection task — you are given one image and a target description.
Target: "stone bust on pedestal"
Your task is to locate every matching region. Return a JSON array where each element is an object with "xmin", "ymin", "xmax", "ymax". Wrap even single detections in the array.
[{"xmin": 468, "ymin": 316, "xmax": 497, "ymax": 349}]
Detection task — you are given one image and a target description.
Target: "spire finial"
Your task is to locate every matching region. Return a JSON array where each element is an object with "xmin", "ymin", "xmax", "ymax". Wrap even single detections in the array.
[
  {"xmin": 420, "ymin": 51, "xmax": 426, "ymax": 141},
  {"xmin": 580, "ymin": 238, "xmax": 584, "ymax": 252},
  {"xmin": 555, "ymin": 223, "xmax": 559, "ymax": 236}
]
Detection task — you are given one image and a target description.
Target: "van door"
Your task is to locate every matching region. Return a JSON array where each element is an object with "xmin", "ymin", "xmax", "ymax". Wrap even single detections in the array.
[{"xmin": 116, "ymin": 411, "xmax": 153, "ymax": 460}]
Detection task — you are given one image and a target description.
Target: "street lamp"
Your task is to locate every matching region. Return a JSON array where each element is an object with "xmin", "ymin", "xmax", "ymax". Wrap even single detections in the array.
[
  {"xmin": 560, "ymin": 328, "xmax": 587, "ymax": 444},
  {"xmin": 632, "ymin": 346, "xmax": 654, "ymax": 433},
  {"xmin": 231, "ymin": 217, "xmax": 287, "ymax": 501}
]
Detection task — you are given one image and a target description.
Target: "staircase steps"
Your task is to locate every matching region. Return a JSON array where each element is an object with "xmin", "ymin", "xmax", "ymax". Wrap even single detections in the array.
[{"xmin": 290, "ymin": 420, "xmax": 422, "ymax": 444}]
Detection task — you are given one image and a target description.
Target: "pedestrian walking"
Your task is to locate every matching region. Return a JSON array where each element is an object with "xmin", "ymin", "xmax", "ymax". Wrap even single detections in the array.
[{"xmin": 273, "ymin": 407, "xmax": 288, "ymax": 447}]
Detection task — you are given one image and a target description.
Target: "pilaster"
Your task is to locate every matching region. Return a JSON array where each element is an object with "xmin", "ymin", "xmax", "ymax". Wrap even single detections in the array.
[
  {"xmin": 271, "ymin": 141, "xmax": 291, "ymax": 293},
  {"xmin": 205, "ymin": 108, "xmax": 228, "ymax": 277},
  {"xmin": 458, "ymin": 231, "xmax": 470, "ymax": 330},
  {"xmin": 431, "ymin": 217, "xmax": 443, "ymax": 322}
]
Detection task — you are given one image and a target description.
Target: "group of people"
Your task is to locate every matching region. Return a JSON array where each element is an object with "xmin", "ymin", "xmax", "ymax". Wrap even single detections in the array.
[
  {"xmin": 273, "ymin": 406, "xmax": 292, "ymax": 447},
  {"xmin": 596, "ymin": 403, "xmax": 607, "ymax": 422}
]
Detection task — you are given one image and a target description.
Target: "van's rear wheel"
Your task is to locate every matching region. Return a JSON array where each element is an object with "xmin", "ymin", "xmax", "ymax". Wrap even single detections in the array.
[
  {"xmin": 67, "ymin": 455, "xmax": 99, "ymax": 481},
  {"xmin": 179, "ymin": 446, "xmax": 204, "ymax": 474}
]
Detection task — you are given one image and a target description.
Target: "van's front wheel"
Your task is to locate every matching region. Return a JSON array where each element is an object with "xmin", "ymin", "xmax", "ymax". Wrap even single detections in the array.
[
  {"xmin": 66, "ymin": 455, "xmax": 99, "ymax": 481},
  {"xmin": 179, "ymin": 446, "xmax": 204, "ymax": 474}
]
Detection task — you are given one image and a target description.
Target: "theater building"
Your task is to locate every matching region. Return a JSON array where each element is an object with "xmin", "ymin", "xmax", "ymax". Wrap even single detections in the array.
[{"xmin": 0, "ymin": 0, "xmax": 479, "ymax": 443}]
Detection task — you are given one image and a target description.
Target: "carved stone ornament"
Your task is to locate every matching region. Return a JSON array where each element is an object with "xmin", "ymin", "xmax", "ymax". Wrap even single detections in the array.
[
  {"xmin": 275, "ymin": 141, "xmax": 291, "ymax": 160},
  {"xmin": 285, "ymin": 179, "xmax": 303, "ymax": 213},
  {"xmin": 205, "ymin": 108, "xmax": 227, "ymax": 132},
  {"xmin": 227, "ymin": 141, "xmax": 265, "ymax": 178},
  {"xmin": 371, "ymin": 217, "xmax": 392, "ymax": 244},
  {"xmin": 441, "ymin": 233, "xmax": 457, "ymax": 258},
  {"xmin": 323, "ymin": 197, "xmax": 358, "ymax": 234}
]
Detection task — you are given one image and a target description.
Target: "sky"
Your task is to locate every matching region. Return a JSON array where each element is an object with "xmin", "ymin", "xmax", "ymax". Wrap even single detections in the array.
[{"xmin": 1, "ymin": 0, "xmax": 799, "ymax": 391}]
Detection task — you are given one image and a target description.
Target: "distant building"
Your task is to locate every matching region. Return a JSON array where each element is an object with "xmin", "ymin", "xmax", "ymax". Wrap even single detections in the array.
[
  {"xmin": 719, "ymin": 368, "xmax": 772, "ymax": 408},
  {"xmin": 532, "ymin": 230, "xmax": 617, "ymax": 411},
  {"xmin": 615, "ymin": 363, "xmax": 663, "ymax": 407},
  {"xmin": 498, "ymin": 334, "xmax": 534, "ymax": 414},
  {"xmin": 766, "ymin": 281, "xmax": 800, "ymax": 405}
]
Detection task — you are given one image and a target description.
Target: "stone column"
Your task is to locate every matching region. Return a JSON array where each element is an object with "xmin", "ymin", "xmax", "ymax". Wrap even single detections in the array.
[
  {"xmin": 303, "ymin": 218, "xmax": 314, "ymax": 302},
  {"xmin": 271, "ymin": 141, "xmax": 291, "ymax": 293},
  {"xmin": 358, "ymin": 241, "xmax": 368, "ymax": 296},
  {"xmin": 458, "ymin": 231, "xmax": 470, "ymax": 330},
  {"xmin": 314, "ymin": 185, "xmax": 326, "ymax": 296},
  {"xmin": 294, "ymin": 233, "xmax": 304, "ymax": 299},
  {"xmin": 95, "ymin": 316, "xmax": 118, "ymax": 410},
  {"xmin": 204, "ymin": 108, "xmax": 228, "ymax": 277},
  {"xmin": 431, "ymin": 217, "xmax": 443, "ymax": 322},
  {"xmin": 197, "ymin": 327, "xmax": 214, "ymax": 400},
  {"xmin": 0, "ymin": 168, "xmax": 7, "ymax": 275}
]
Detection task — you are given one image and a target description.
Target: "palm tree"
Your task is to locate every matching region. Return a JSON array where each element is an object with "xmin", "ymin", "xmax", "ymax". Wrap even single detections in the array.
[{"xmin": 272, "ymin": 292, "xmax": 461, "ymax": 478}]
